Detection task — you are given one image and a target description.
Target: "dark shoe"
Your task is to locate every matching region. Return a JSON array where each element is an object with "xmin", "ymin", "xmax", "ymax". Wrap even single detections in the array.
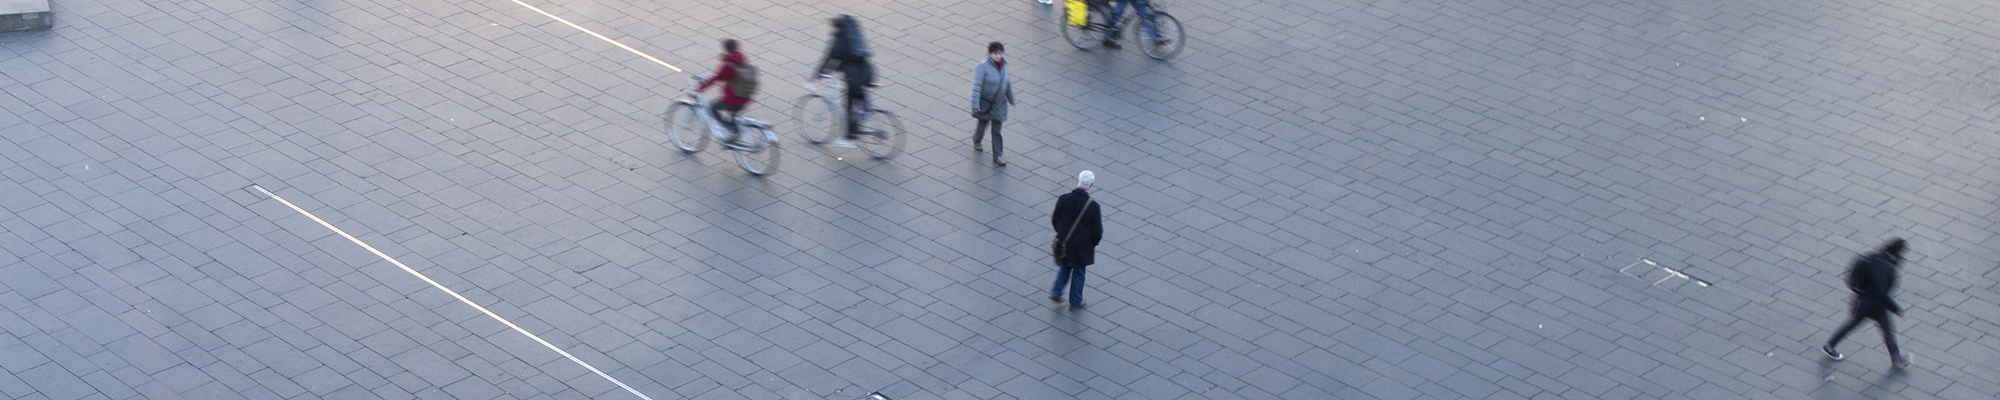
[
  {"xmin": 994, "ymin": 157, "xmax": 1006, "ymax": 166},
  {"xmin": 973, "ymin": 142, "xmax": 983, "ymax": 152},
  {"xmin": 1892, "ymin": 354, "xmax": 1911, "ymax": 368},
  {"xmin": 1048, "ymin": 295, "xmax": 1063, "ymax": 303},
  {"xmin": 1102, "ymin": 40, "xmax": 1122, "ymax": 49},
  {"xmin": 1822, "ymin": 345, "xmax": 1844, "ymax": 361},
  {"xmin": 1069, "ymin": 302, "xmax": 1086, "ymax": 310}
]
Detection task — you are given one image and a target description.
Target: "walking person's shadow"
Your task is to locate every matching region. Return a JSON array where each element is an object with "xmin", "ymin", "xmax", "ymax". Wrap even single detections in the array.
[
  {"xmin": 1863, "ymin": 368, "xmax": 1910, "ymax": 397},
  {"xmin": 1040, "ymin": 305, "xmax": 1097, "ymax": 395},
  {"xmin": 1813, "ymin": 360, "xmax": 1836, "ymax": 399},
  {"xmin": 1813, "ymin": 358, "xmax": 1912, "ymax": 399}
]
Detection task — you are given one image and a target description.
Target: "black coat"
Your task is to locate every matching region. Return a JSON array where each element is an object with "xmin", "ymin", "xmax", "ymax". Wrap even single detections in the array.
[
  {"xmin": 818, "ymin": 17, "xmax": 874, "ymax": 87},
  {"xmin": 1846, "ymin": 251, "xmax": 1903, "ymax": 315},
  {"xmin": 1052, "ymin": 188, "xmax": 1103, "ymax": 266}
]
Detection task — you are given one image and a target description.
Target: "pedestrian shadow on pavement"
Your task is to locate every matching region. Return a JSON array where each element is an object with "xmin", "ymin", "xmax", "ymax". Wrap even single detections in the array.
[
  {"xmin": 1813, "ymin": 358, "xmax": 1911, "ymax": 400},
  {"xmin": 1864, "ymin": 368, "xmax": 1910, "ymax": 398},
  {"xmin": 1046, "ymin": 298, "xmax": 1090, "ymax": 336}
]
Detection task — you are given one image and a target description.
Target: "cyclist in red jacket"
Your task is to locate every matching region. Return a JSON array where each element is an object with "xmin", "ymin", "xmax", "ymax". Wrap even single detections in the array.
[{"xmin": 697, "ymin": 39, "xmax": 753, "ymax": 147}]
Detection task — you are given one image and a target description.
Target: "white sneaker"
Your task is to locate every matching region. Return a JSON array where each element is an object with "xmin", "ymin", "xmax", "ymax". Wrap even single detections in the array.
[
  {"xmin": 1038, "ymin": 0, "xmax": 1054, "ymax": 4},
  {"xmin": 829, "ymin": 138, "xmax": 856, "ymax": 148}
]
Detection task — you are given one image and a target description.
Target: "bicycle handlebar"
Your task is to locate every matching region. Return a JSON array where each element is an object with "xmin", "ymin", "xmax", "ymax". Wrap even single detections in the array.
[
  {"xmin": 802, "ymin": 74, "xmax": 886, "ymax": 91},
  {"xmin": 804, "ymin": 74, "xmax": 843, "ymax": 91}
]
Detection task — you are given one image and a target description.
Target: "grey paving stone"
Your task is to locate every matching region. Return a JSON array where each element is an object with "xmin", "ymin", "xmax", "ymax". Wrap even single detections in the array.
[{"xmin": 6, "ymin": 0, "xmax": 2000, "ymax": 398}]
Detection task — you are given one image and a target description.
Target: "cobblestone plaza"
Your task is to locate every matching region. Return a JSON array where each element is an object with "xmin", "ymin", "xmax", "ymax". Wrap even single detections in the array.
[{"xmin": 2, "ymin": 0, "xmax": 1997, "ymax": 398}]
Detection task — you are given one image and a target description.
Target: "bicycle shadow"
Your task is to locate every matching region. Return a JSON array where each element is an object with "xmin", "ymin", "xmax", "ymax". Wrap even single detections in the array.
[
  {"xmin": 1042, "ymin": 40, "xmax": 1191, "ymax": 141},
  {"xmin": 814, "ymin": 161, "xmax": 915, "ymax": 272},
  {"xmin": 659, "ymin": 167, "xmax": 794, "ymax": 281}
]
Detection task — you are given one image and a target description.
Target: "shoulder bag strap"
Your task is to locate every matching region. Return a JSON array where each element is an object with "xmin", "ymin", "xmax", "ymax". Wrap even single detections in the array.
[{"xmin": 1060, "ymin": 199, "xmax": 1094, "ymax": 247}]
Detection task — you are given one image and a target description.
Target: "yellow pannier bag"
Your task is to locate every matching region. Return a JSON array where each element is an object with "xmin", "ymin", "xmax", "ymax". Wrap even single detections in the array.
[{"xmin": 1067, "ymin": 0, "xmax": 1088, "ymax": 26}]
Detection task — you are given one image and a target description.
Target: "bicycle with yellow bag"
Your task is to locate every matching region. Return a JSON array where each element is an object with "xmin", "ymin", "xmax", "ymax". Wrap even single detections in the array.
[{"xmin": 1059, "ymin": 0, "xmax": 1184, "ymax": 59}]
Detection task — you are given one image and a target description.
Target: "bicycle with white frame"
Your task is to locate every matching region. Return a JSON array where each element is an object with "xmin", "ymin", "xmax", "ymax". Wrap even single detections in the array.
[
  {"xmin": 665, "ymin": 75, "xmax": 782, "ymax": 175},
  {"xmin": 792, "ymin": 74, "xmax": 905, "ymax": 160}
]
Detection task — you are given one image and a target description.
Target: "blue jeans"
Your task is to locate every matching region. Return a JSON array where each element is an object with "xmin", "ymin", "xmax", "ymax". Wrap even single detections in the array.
[
  {"xmin": 1050, "ymin": 264, "xmax": 1086, "ymax": 307},
  {"xmin": 1109, "ymin": 0, "xmax": 1159, "ymax": 43}
]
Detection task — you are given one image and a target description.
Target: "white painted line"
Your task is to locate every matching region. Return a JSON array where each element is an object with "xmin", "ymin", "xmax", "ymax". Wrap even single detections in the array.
[
  {"xmin": 507, "ymin": 0, "xmax": 683, "ymax": 73},
  {"xmin": 250, "ymin": 185, "xmax": 655, "ymax": 400}
]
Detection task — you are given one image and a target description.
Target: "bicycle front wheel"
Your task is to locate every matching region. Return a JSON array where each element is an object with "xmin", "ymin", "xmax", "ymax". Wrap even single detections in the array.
[
  {"xmin": 791, "ymin": 95, "xmax": 838, "ymax": 144},
  {"xmin": 733, "ymin": 127, "xmax": 781, "ymax": 175},
  {"xmin": 855, "ymin": 110, "xmax": 906, "ymax": 160},
  {"xmin": 665, "ymin": 102, "xmax": 708, "ymax": 153},
  {"xmin": 1060, "ymin": 5, "xmax": 1107, "ymax": 50},
  {"xmin": 1141, "ymin": 12, "xmax": 1185, "ymax": 60}
]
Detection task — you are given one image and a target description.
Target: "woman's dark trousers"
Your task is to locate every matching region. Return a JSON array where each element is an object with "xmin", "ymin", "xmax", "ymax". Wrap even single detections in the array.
[{"xmin": 974, "ymin": 119, "xmax": 1003, "ymax": 158}]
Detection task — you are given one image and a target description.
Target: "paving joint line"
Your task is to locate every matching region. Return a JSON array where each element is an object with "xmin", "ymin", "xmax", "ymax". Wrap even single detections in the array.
[
  {"xmin": 249, "ymin": 184, "xmax": 656, "ymax": 400},
  {"xmin": 506, "ymin": 0, "xmax": 683, "ymax": 73}
]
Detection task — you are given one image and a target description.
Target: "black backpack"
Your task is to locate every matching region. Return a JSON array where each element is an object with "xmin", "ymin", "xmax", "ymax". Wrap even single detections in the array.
[{"xmin": 1846, "ymin": 253, "xmax": 1887, "ymax": 293}]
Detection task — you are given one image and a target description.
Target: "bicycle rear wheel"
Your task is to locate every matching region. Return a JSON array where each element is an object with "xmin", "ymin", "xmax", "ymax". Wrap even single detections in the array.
[
  {"xmin": 665, "ymin": 102, "xmax": 708, "ymax": 153},
  {"xmin": 1060, "ymin": 4, "xmax": 1107, "ymax": 50},
  {"xmin": 733, "ymin": 127, "xmax": 780, "ymax": 175},
  {"xmin": 855, "ymin": 110, "xmax": 905, "ymax": 160},
  {"xmin": 791, "ymin": 94, "xmax": 838, "ymax": 144},
  {"xmin": 1141, "ymin": 12, "xmax": 1184, "ymax": 60}
]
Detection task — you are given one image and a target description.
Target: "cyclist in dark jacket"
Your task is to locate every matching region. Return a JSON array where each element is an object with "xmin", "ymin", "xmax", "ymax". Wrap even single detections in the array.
[{"xmin": 816, "ymin": 15, "xmax": 875, "ymax": 148}]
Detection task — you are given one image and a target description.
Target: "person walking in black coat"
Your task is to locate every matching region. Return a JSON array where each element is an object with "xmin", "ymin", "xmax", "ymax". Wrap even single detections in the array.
[
  {"xmin": 1822, "ymin": 238, "xmax": 1911, "ymax": 368},
  {"xmin": 1049, "ymin": 171, "xmax": 1103, "ymax": 310}
]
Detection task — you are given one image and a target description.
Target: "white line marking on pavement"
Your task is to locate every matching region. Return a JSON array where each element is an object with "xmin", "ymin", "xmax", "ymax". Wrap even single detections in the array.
[
  {"xmin": 506, "ymin": 0, "xmax": 683, "ymax": 73},
  {"xmin": 251, "ymin": 185, "xmax": 656, "ymax": 400}
]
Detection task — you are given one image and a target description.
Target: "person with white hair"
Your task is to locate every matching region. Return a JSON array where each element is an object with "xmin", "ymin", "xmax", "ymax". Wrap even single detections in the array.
[{"xmin": 1049, "ymin": 170, "xmax": 1104, "ymax": 310}]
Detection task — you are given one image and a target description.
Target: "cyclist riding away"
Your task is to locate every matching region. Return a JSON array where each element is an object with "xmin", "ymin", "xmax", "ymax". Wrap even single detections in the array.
[
  {"xmin": 816, "ymin": 14, "xmax": 875, "ymax": 148},
  {"xmin": 697, "ymin": 39, "xmax": 756, "ymax": 149},
  {"xmin": 1104, "ymin": 0, "xmax": 1165, "ymax": 49}
]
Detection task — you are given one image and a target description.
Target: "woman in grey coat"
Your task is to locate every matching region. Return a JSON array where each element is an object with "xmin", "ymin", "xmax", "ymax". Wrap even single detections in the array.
[{"xmin": 971, "ymin": 42, "xmax": 1015, "ymax": 166}]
